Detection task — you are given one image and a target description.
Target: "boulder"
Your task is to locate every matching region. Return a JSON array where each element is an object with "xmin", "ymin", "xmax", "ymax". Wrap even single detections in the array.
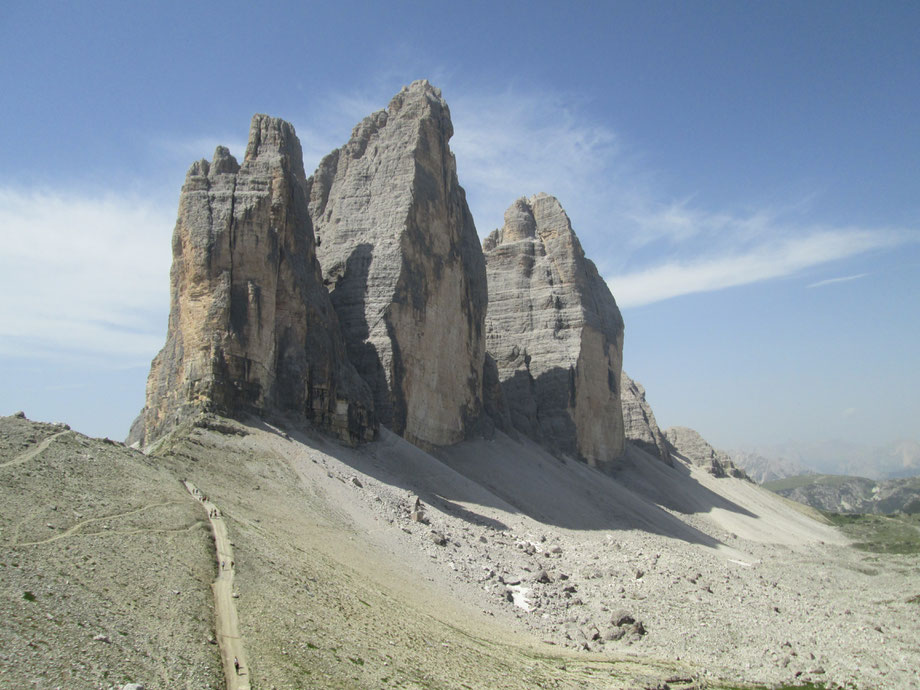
[
  {"xmin": 130, "ymin": 115, "xmax": 375, "ymax": 446},
  {"xmin": 483, "ymin": 194, "xmax": 625, "ymax": 468},
  {"xmin": 307, "ymin": 80, "xmax": 488, "ymax": 448}
]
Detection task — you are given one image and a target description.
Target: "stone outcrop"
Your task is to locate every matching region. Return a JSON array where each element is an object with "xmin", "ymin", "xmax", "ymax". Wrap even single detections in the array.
[
  {"xmin": 620, "ymin": 372, "xmax": 672, "ymax": 465},
  {"xmin": 664, "ymin": 426, "xmax": 749, "ymax": 479},
  {"xmin": 483, "ymin": 194, "xmax": 625, "ymax": 468},
  {"xmin": 307, "ymin": 80, "xmax": 487, "ymax": 448},
  {"xmin": 129, "ymin": 115, "xmax": 375, "ymax": 446}
]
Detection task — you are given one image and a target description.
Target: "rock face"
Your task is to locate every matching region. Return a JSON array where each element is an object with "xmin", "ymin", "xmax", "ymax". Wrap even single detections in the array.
[
  {"xmin": 664, "ymin": 426, "xmax": 749, "ymax": 479},
  {"xmin": 764, "ymin": 474, "xmax": 920, "ymax": 514},
  {"xmin": 130, "ymin": 115, "xmax": 375, "ymax": 446},
  {"xmin": 483, "ymin": 194, "xmax": 625, "ymax": 468},
  {"xmin": 307, "ymin": 80, "xmax": 487, "ymax": 448},
  {"xmin": 620, "ymin": 372, "xmax": 672, "ymax": 465}
]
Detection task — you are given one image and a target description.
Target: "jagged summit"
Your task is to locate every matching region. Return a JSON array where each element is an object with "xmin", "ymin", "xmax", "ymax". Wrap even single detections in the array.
[
  {"xmin": 307, "ymin": 80, "xmax": 487, "ymax": 448},
  {"xmin": 483, "ymin": 193, "xmax": 626, "ymax": 468},
  {"xmin": 129, "ymin": 114, "xmax": 375, "ymax": 447},
  {"xmin": 665, "ymin": 426, "xmax": 750, "ymax": 479},
  {"xmin": 621, "ymin": 372, "xmax": 672, "ymax": 465}
]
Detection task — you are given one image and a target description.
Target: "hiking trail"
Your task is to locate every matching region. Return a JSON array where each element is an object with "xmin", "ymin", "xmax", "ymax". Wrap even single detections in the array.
[{"xmin": 184, "ymin": 481, "xmax": 250, "ymax": 690}]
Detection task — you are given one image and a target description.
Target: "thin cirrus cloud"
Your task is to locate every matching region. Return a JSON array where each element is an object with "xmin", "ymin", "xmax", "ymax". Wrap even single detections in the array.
[
  {"xmin": 607, "ymin": 229, "xmax": 901, "ymax": 308},
  {"xmin": 0, "ymin": 188, "xmax": 173, "ymax": 361},
  {"xmin": 1, "ymin": 84, "xmax": 911, "ymax": 363},
  {"xmin": 806, "ymin": 273, "xmax": 869, "ymax": 289}
]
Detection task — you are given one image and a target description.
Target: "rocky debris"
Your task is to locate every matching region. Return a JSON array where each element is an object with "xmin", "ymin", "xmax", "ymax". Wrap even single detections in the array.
[
  {"xmin": 130, "ymin": 115, "xmax": 376, "ymax": 447},
  {"xmin": 483, "ymin": 193, "xmax": 625, "ymax": 468},
  {"xmin": 621, "ymin": 372, "xmax": 672, "ymax": 465},
  {"xmin": 665, "ymin": 426, "xmax": 750, "ymax": 479},
  {"xmin": 308, "ymin": 80, "xmax": 488, "ymax": 448}
]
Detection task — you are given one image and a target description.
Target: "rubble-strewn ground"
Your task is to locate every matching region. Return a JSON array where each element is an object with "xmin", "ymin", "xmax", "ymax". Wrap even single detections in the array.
[{"xmin": 2, "ymin": 412, "xmax": 919, "ymax": 689}]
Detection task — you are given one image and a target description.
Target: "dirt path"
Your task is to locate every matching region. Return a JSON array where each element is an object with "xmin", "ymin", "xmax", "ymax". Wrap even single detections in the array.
[
  {"xmin": 0, "ymin": 430, "xmax": 70, "ymax": 469},
  {"xmin": 13, "ymin": 501, "xmax": 179, "ymax": 547},
  {"xmin": 184, "ymin": 481, "xmax": 250, "ymax": 690}
]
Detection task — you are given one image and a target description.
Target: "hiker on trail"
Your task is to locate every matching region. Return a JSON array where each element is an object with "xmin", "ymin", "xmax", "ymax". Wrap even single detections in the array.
[
  {"xmin": 221, "ymin": 560, "xmax": 226, "ymax": 570},
  {"xmin": 234, "ymin": 656, "xmax": 240, "ymax": 675}
]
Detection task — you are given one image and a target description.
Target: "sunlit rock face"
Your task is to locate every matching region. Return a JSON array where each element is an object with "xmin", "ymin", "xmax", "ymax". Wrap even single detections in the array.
[
  {"xmin": 621, "ymin": 372, "xmax": 673, "ymax": 465},
  {"xmin": 665, "ymin": 426, "xmax": 750, "ymax": 479},
  {"xmin": 307, "ymin": 80, "xmax": 488, "ymax": 448},
  {"xmin": 130, "ymin": 115, "xmax": 375, "ymax": 447},
  {"xmin": 483, "ymin": 193, "xmax": 626, "ymax": 468}
]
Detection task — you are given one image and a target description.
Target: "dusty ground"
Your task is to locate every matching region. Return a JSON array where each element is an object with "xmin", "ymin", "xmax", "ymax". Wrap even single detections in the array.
[
  {"xmin": 2, "ymin": 411, "xmax": 919, "ymax": 689},
  {"xmin": 0, "ymin": 414, "xmax": 221, "ymax": 689}
]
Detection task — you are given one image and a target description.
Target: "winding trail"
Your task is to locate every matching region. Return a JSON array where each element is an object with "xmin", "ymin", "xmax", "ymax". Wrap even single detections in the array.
[
  {"xmin": 184, "ymin": 481, "xmax": 250, "ymax": 690},
  {"xmin": 0, "ymin": 431, "xmax": 70, "ymax": 469}
]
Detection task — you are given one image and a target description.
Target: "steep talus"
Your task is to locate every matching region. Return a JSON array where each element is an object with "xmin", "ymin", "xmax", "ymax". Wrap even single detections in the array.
[
  {"xmin": 665, "ymin": 426, "xmax": 750, "ymax": 480},
  {"xmin": 620, "ymin": 372, "xmax": 672, "ymax": 465},
  {"xmin": 131, "ymin": 115, "xmax": 375, "ymax": 447},
  {"xmin": 307, "ymin": 80, "xmax": 488, "ymax": 448},
  {"xmin": 483, "ymin": 194, "xmax": 625, "ymax": 468}
]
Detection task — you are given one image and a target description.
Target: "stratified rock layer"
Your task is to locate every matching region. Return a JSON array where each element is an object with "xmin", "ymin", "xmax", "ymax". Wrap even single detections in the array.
[
  {"xmin": 483, "ymin": 194, "xmax": 625, "ymax": 468},
  {"xmin": 307, "ymin": 80, "xmax": 487, "ymax": 448},
  {"xmin": 665, "ymin": 426, "xmax": 749, "ymax": 479},
  {"xmin": 620, "ymin": 372, "xmax": 672, "ymax": 465},
  {"xmin": 131, "ymin": 115, "xmax": 375, "ymax": 446}
]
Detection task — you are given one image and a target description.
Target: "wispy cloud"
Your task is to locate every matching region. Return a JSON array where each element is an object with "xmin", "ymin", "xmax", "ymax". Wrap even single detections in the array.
[
  {"xmin": 608, "ymin": 229, "xmax": 901, "ymax": 307},
  {"xmin": 807, "ymin": 273, "xmax": 869, "ymax": 289},
  {"xmin": 2, "ymin": 82, "xmax": 913, "ymax": 363},
  {"xmin": 0, "ymin": 188, "xmax": 172, "ymax": 361}
]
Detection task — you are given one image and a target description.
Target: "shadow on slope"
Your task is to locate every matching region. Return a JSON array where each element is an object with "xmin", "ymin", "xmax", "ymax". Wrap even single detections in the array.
[{"xmin": 283, "ymin": 420, "xmax": 732, "ymax": 549}]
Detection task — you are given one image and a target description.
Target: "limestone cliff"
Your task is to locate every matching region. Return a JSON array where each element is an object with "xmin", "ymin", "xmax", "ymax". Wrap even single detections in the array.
[
  {"xmin": 130, "ymin": 115, "xmax": 375, "ymax": 446},
  {"xmin": 664, "ymin": 426, "xmax": 749, "ymax": 480},
  {"xmin": 620, "ymin": 372, "xmax": 672, "ymax": 465},
  {"xmin": 307, "ymin": 80, "xmax": 487, "ymax": 448},
  {"xmin": 483, "ymin": 194, "xmax": 625, "ymax": 468}
]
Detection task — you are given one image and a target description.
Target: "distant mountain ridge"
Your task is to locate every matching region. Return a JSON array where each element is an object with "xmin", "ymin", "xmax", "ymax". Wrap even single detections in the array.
[
  {"xmin": 732, "ymin": 439, "xmax": 920, "ymax": 482},
  {"xmin": 764, "ymin": 474, "xmax": 920, "ymax": 515}
]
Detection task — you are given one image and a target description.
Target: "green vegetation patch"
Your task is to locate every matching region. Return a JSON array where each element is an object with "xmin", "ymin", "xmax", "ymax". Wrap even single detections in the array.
[
  {"xmin": 764, "ymin": 474, "xmax": 870, "ymax": 492},
  {"xmin": 22, "ymin": 591, "xmax": 36, "ymax": 602},
  {"xmin": 823, "ymin": 511, "xmax": 920, "ymax": 554}
]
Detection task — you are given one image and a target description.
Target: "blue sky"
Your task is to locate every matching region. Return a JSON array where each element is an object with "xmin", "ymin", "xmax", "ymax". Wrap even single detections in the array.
[{"xmin": 1, "ymin": 1, "xmax": 917, "ymax": 454}]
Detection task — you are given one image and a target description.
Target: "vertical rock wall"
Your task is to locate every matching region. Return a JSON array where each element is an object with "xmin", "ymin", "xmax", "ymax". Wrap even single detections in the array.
[
  {"xmin": 483, "ymin": 194, "xmax": 626, "ymax": 467},
  {"xmin": 620, "ymin": 372, "xmax": 673, "ymax": 465},
  {"xmin": 130, "ymin": 115, "xmax": 375, "ymax": 446},
  {"xmin": 307, "ymin": 80, "xmax": 487, "ymax": 448}
]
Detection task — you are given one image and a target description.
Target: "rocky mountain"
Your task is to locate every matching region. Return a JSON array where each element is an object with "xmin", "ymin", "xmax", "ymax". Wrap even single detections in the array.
[
  {"xmin": 741, "ymin": 439, "xmax": 920, "ymax": 481},
  {"xmin": 728, "ymin": 448, "xmax": 815, "ymax": 484},
  {"xmin": 129, "ymin": 115, "xmax": 375, "ymax": 448},
  {"xmin": 764, "ymin": 474, "xmax": 920, "ymax": 514},
  {"xmin": 307, "ymin": 80, "xmax": 488, "ymax": 448},
  {"xmin": 620, "ymin": 372, "xmax": 672, "ymax": 465},
  {"xmin": 665, "ymin": 426, "xmax": 750, "ymax": 480},
  {"xmin": 482, "ymin": 194, "xmax": 625, "ymax": 469}
]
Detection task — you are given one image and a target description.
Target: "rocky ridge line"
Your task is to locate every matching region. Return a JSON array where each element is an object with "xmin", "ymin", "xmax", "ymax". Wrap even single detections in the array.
[
  {"xmin": 665, "ymin": 426, "xmax": 750, "ymax": 479},
  {"xmin": 620, "ymin": 372, "xmax": 672, "ymax": 465},
  {"xmin": 483, "ymin": 193, "xmax": 625, "ymax": 468},
  {"xmin": 130, "ymin": 115, "xmax": 375, "ymax": 447},
  {"xmin": 307, "ymin": 80, "xmax": 488, "ymax": 448}
]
